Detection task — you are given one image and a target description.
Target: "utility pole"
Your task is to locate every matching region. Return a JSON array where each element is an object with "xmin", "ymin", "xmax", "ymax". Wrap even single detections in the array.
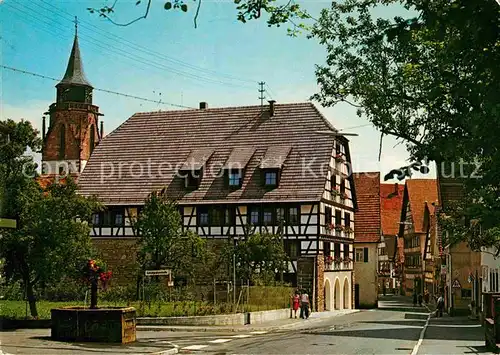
[{"xmin": 258, "ymin": 81, "xmax": 266, "ymax": 109}]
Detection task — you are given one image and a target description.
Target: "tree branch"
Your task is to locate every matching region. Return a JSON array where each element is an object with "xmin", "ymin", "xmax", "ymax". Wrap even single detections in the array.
[
  {"xmin": 101, "ymin": 0, "xmax": 152, "ymax": 27},
  {"xmin": 194, "ymin": 0, "xmax": 203, "ymax": 29}
]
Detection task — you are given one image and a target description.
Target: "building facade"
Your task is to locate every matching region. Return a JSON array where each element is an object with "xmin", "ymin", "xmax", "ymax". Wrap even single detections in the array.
[
  {"xmin": 352, "ymin": 172, "xmax": 381, "ymax": 308},
  {"xmin": 379, "ymin": 183, "xmax": 405, "ymax": 294},
  {"xmin": 399, "ymin": 179, "xmax": 438, "ymax": 297}
]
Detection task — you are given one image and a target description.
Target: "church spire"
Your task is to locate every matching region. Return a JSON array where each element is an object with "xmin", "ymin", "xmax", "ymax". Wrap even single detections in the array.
[{"xmin": 57, "ymin": 17, "xmax": 92, "ymax": 88}]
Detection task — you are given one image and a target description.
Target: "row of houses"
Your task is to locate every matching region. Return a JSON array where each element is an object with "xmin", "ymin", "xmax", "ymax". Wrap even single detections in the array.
[{"xmin": 37, "ymin": 29, "xmax": 500, "ymax": 315}]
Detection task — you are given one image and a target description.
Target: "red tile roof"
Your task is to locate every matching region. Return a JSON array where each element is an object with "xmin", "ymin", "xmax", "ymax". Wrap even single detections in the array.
[
  {"xmin": 78, "ymin": 103, "xmax": 340, "ymax": 205},
  {"xmin": 380, "ymin": 183, "xmax": 405, "ymax": 236},
  {"xmin": 405, "ymin": 179, "xmax": 439, "ymax": 233},
  {"xmin": 353, "ymin": 172, "xmax": 381, "ymax": 243}
]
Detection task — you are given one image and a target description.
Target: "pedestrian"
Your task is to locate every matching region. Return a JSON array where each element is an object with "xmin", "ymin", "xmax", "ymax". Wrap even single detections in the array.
[
  {"xmin": 418, "ymin": 293, "xmax": 423, "ymax": 307},
  {"xmin": 300, "ymin": 289, "xmax": 310, "ymax": 319},
  {"xmin": 292, "ymin": 291, "xmax": 300, "ymax": 318},
  {"xmin": 413, "ymin": 292, "xmax": 417, "ymax": 306},
  {"xmin": 383, "ymin": 283, "xmax": 386, "ymax": 296},
  {"xmin": 436, "ymin": 294, "xmax": 444, "ymax": 317}
]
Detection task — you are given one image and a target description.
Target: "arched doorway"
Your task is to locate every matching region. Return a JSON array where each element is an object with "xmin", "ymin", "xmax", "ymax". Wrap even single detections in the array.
[
  {"xmin": 334, "ymin": 278, "xmax": 341, "ymax": 310},
  {"xmin": 324, "ymin": 279, "xmax": 332, "ymax": 311},
  {"xmin": 343, "ymin": 277, "xmax": 350, "ymax": 309}
]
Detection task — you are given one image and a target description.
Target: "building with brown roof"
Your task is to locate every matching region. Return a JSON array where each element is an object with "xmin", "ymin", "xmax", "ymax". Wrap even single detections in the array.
[
  {"xmin": 379, "ymin": 183, "xmax": 405, "ymax": 294},
  {"xmin": 352, "ymin": 172, "xmax": 380, "ymax": 308},
  {"xmin": 40, "ymin": 34, "xmax": 360, "ymax": 312},
  {"xmin": 398, "ymin": 179, "xmax": 439, "ymax": 297}
]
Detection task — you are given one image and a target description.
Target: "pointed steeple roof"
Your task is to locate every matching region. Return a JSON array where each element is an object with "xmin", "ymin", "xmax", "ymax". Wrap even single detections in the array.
[{"xmin": 57, "ymin": 30, "xmax": 92, "ymax": 88}]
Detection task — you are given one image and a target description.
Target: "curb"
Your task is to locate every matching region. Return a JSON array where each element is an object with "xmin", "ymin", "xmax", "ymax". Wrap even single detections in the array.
[
  {"xmin": 151, "ymin": 348, "xmax": 179, "ymax": 355},
  {"xmin": 138, "ymin": 310, "xmax": 360, "ymax": 333}
]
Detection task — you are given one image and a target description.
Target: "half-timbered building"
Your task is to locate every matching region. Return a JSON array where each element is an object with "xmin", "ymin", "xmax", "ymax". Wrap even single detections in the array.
[{"xmin": 76, "ymin": 101, "xmax": 358, "ymax": 312}]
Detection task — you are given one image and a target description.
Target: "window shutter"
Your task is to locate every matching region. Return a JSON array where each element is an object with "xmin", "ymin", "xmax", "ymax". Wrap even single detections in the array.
[{"xmin": 364, "ymin": 247, "xmax": 369, "ymax": 263}]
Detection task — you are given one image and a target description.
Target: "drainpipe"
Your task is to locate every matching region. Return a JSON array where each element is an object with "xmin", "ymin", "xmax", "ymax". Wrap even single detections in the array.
[{"xmin": 313, "ymin": 256, "xmax": 316, "ymax": 312}]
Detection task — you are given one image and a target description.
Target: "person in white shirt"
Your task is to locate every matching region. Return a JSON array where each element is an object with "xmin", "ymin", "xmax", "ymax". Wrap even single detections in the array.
[{"xmin": 300, "ymin": 291, "xmax": 310, "ymax": 319}]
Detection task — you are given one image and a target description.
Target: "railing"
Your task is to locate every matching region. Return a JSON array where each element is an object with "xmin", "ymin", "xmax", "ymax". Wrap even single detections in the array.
[
  {"xmin": 325, "ymin": 261, "xmax": 352, "ymax": 271},
  {"xmin": 50, "ymin": 102, "xmax": 100, "ymax": 113}
]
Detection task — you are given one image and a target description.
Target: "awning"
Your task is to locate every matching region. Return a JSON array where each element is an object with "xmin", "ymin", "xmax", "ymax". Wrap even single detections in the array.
[
  {"xmin": 223, "ymin": 147, "xmax": 255, "ymax": 170},
  {"xmin": 178, "ymin": 149, "xmax": 214, "ymax": 171},
  {"xmin": 260, "ymin": 145, "xmax": 291, "ymax": 169}
]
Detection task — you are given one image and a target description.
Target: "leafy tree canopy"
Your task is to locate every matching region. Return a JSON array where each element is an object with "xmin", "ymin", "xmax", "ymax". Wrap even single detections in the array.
[
  {"xmin": 311, "ymin": 0, "xmax": 500, "ymax": 252},
  {"xmin": 0, "ymin": 119, "xmax": 100, "ymax": 317}
]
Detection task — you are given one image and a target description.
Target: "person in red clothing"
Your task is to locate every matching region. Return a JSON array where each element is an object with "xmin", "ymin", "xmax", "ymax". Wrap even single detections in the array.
[{"xmin": 292, "ymin": 291, "xmax": 300, "ymax": 318}]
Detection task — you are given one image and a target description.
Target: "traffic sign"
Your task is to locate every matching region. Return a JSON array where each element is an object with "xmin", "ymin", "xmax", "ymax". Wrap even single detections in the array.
[
  {"xmin": 145, "ymin": 269, "xmax": 171, "ymax": 276},
  {"xmin": 452, "ymin": 279, "xmax": 462, "ymax": 289}
]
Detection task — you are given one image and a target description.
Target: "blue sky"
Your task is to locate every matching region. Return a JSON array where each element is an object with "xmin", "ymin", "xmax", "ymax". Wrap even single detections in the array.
[{"xmin": 0, "ymin": 0, "xmax": 434, "ymax": 180}]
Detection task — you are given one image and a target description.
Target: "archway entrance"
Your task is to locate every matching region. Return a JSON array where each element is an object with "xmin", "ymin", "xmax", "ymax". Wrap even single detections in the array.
[
  {"xmin": 343, "ymin": 278, "xmax": 350, "ymax": 309},
  {"xmin": 334, "ymin": 278, "xmax": 341, "ymax": 310},
  {"xmin": 324, "ymin": 279, "xmax": 332, "ymax": 311}
]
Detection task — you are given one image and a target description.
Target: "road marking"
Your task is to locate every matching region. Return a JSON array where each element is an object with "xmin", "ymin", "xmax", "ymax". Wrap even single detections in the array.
[
  {"xmin": 209, "ymin": 339, "xmax": 232, "ymax": 343},
  {"xmin": 249, "ymin": 331, "xmax": 268, "ymax": 334},
  {"xmin": 428, "ymin": 324, "xmax": 481, "ymax": 328},
  {"xmin": 182, "ymin": 345, "xmax": 208, "ymax": 350},
  {"xmin": 231, "ymin": 334, "xmax": 253, "ymax": 338},
  {"xmin": 410, "ymin": 314, "xmax": 430, "ymax": 355}
]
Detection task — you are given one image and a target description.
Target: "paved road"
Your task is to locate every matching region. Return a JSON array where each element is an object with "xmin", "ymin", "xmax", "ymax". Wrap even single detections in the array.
[{"xmin": 140, "ymin": 309, "xmax": 425, "ymax": 354}]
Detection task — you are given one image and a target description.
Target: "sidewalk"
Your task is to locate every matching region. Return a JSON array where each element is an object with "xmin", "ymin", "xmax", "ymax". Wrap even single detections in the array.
[
  {"xmin": 418, "ymin": 316, "xmax": 491, "ymax": 355},
  {"xmin": 0, "ymin": 329, "xmax": 178, "ymax": 355},
  {"xmin": 138, "ymin": 309, "xmax": 359, "ymax": 332}
]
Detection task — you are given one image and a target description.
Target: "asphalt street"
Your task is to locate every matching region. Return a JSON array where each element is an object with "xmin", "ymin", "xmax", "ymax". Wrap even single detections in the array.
[
  {"xmin": 139, "ymin": 308, "xmax": 490, "ymax": 355},
  {"xmin": 141, "ymin": 309, "xmax": 425, "ymax": 354}
]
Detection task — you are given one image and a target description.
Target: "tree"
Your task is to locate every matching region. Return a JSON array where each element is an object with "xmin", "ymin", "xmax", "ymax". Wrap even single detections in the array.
[
  {"xmin": 0, "ymin": 119, "xmax": 101, "ymax": 317},
  {"xmin": 231, "ymin": 232, "xmax": 288, "ymax": 285},
  {"xmin": 134, "ymin": 192, "xmax": 207, "ymax": 282},
  {"xmin": 89, "ymin": 0, "xmax": 310, "ymax": 31},
  {"xmin": 311, "ymin": 0, "xmax": 500, "ymax": 252}
]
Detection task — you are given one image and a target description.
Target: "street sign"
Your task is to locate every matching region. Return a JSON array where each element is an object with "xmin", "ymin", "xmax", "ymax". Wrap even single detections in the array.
[
  {"xmin": 441, "ymin": 265, "xmax": 447, "ymax": 275},
  {"xmin": 452, "ymin": 279, "xmax": 462, "ymax": 289},
  {"xmin": 0, "ymin": 218, "xmax": 17, "ymax": 229},
  {"xmin": 167, "ymin": 281, "xmax": 174, "ymax": 287},
  {"xmin": 145, "ymin": 269, "xmax": 171, "ymax": 276}
]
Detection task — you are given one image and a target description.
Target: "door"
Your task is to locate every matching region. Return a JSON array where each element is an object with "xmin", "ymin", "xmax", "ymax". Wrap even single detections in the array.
[{"xmin": 355, "ymin": 284, "xmax": 360, "ymax": 309}]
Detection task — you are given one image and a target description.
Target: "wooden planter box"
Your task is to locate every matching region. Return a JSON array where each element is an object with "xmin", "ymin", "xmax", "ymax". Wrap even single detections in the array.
[{"xmin": 51, "ymin": 307, "xmax": 136, "ymax": 343}]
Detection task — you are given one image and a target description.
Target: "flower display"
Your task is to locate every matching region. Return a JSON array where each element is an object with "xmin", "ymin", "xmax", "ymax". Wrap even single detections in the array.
[{"xmin": 82, "ymin": 259, "xmax": 112, "ymax": 309}]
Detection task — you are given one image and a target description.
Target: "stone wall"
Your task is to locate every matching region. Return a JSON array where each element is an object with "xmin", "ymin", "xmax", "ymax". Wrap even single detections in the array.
[
  {"xmin": 315, "ymin": 253, "xmax": 325, "ymax": 312},
  {"xmin": 92, "ymin": 238, "xmax": 138, "ymax": 286}
]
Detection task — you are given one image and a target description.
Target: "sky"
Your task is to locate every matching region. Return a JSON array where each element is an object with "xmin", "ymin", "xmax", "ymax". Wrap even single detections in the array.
[{"xmin": 0, "ymin": 0, "xmax": 434, "ymax": 181}]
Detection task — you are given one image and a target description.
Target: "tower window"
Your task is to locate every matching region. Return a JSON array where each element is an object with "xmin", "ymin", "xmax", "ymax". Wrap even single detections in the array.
[
  {"xmin": 89, "ymin": 124, "xmax": 95, "ymax": 154},
  {"xmin": 197, "ymin": 206, "xmax": 209, "ymax": 226},
  {"xmin": 59, "ymin": 124, "xmax": 66, "ymax": 159}
]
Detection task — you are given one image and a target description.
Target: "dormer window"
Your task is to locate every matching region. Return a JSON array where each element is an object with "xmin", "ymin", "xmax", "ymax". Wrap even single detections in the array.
[
  {"xmin": 228, "ymin": 169, "xmax": 243, "ymax": 188},
  {"xmin": 265, "ymin": 171, "xmax": 278, "ymax": 187},
  {"xmin": 223, "ymin": 147, "xmax": 255, "ymax": 190},
  {"xmin": 179, "ymin": 149, "xmax": 213, "ymax": 190}
]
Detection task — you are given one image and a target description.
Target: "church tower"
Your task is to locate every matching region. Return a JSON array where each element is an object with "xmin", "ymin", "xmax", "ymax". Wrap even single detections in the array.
[{"xmin": 41, "ymin": 23, "xmax": 102, "ymax": 176}]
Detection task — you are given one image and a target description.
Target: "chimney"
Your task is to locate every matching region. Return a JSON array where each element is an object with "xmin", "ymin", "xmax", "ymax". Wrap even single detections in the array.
[
  {"xmin": 268, "ymin": 100, "xmax": 276, "ymax": 117},
  {"xmin": 199, "ymin": 102, "xmax": 208, "ymax": 110},
  {"xmin": 100, "ymin": 120, "xmax": 104, "ymax": 139},
  {"xmin": 42, "ymin": 116, "xmax": 46, "ymax": 142}
]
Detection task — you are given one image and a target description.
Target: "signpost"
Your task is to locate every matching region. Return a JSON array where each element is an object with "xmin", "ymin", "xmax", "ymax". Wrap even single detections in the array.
[
  {"xmin": 145, "ymin": 269, "xmax": 171, "ymax": 277},
  {"xmin": 452, "ymin": 279, "xmax": 462, "ymax": 289}
]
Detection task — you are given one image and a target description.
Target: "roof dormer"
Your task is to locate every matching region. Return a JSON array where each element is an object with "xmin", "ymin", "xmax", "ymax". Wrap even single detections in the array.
[
  {"xmin": 178, "ymin": 149, "xmax": 213, "ymax": 190},
  {"xmin": 260, "ymin": 145, "xmax": 291, "ymax": 189},
  {"xmin": 222, "ymin": 147, "xmax": 255, "ymax": 189}
]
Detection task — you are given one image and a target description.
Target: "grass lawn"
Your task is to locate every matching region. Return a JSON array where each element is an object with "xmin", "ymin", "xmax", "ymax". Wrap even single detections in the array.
[{"xmin": 0, "ymin": 300, "xmax": 288, "ymax": 320}]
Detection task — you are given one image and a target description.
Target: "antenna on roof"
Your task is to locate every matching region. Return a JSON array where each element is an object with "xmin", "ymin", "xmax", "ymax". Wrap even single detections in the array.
[{"xmin": 258, "ymin": 81, "xmax": 266, "ymax": 110}]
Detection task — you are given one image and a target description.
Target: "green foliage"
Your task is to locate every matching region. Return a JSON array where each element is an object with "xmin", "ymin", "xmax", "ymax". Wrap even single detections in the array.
[
  {"xmin": 311, "ymin": 0, "xmax": 500, "ymax": 252},
  {"xmin": 228, "ymin": 232, "xmax": 289, "ymax": 284},
  {"xmin": 0, "ymin": 119, "xmax": 101, "ymax": 317},
  {"xmin": 135, "ymin": 192, "xmax": 209, "ymax": 283},
  {"xmin": 89, "ymin": 0, "xmax": 311, "ymax": 31}
]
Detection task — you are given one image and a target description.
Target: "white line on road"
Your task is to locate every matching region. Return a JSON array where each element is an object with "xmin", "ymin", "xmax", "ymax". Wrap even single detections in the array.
[
  {"xmin": 410, "ymin": 314, "xmax": 431, "ymax": 355},
  {"xmin": 182, "ymin": 345, "xmax": 208, "ymax": 350},
  {"xmin": 249, "ymin": 331, "xmax": 268, "ymax": 334},
  {"xmin": 231, "ymin": 334, "xmax": 253, "ymax": 338},
  {"xmin": 209, "ymin": 339, "xmax": 233, "ymax": 343},
  {"xmin": 428, "ymin": 324, "xmax": 481, "ymax": 328}
]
